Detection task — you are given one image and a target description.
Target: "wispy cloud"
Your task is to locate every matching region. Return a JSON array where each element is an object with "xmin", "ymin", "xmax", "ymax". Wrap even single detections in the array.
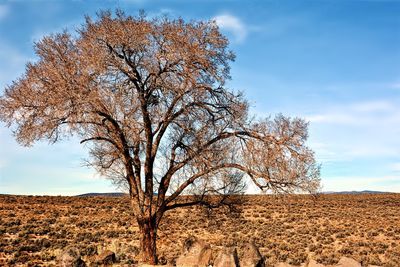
[
  {"xmin": 352, "ymin": 100, "xmax": 395, "ymax": 113},
  {"xmin": 307, "ymin": 100, "xmax": 400, "ymax": 125},
  {"xmin": 0, "ymin": 5, "xmax": 9, "ymax": 21},
  {"xmin": 389, "ymin": 82, "xmax": 400, "ymax": 89},
  {"xmin": 0, "ymin": 159, "xmax": 6, "ymax": 169},
  {"xmin": 307, "ymin": 113, "xmax": 357, "ymax": 124},
  {"xmin": 213, "ymin": 13, "xmax": 247, "ymax": 43},
  {"xmin": 305, "ymin": 99, "xmax": 400, "ymax": 166},
  {"xmin": 307, "ymin": 141, "xmax": 339, "ymax": 163},
  {"xmin": 389, "ymin": 163, "xmax": 400, "ymax": 172}
]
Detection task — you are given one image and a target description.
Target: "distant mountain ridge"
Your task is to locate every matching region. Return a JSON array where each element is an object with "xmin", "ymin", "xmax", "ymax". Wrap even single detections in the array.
[
  {"xmin": 75, "ymin": 190, "xmax": 393, "ymax": 197},
  {"xmin": 322, "ymin": 190, "xmax": 389, "ymax": 195}
]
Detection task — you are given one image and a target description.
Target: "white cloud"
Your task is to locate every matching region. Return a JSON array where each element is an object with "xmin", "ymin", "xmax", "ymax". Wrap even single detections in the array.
[
  {"xmin": 389, "ymin": 163, "xmax": 400, "ymax": 172},
  {"xmin": 307, "ymin": 100, "xmax": 398, "ymax": 125},
  {"xmin": 159, "ymin": 8, "xmax": 175, "ymax": 15},
  {"xmin": 305, "ymin": 99, "xmax": 400, "ymax": 164},
  {"xmin": 213, "ymin": 13, "xmax": 247, "ymax": 43},
  {"xmin": 0, "ymin": 159, "xmax": 6, "ymax": 169},
  {"xmin": 307, "ymin": 113, "xmax": 357, "ymax": 124},
  {"xmin": 0, "ymin": 5, "xmax": 9, "ymax": 21},
  {"xmin": 352, "ymin": 100, "xmax": 395, "ymax": 113},
  {"xmin": 307, "ymin": 141, "xmax": 339, "ymax": 163},
  {"xmin": 389, "ymin": 82, "xmax": 400, "ymax": 89}
]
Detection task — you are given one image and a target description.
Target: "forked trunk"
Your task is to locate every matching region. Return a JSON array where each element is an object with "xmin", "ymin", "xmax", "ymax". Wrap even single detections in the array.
[{"xmin": 138, "ymin": 217, "xmax": 158, "ymax": 265}]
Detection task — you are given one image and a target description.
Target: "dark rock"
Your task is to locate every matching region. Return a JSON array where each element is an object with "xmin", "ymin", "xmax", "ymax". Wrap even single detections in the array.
[{"xmin": 96, "ymin": 250, "xmax": 116, "ymax": 265}]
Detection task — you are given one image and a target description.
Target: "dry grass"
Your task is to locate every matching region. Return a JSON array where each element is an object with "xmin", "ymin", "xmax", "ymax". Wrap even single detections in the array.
[{"xmin": 1, "ymin": 194, "xmax": 399, "ymax": 266}]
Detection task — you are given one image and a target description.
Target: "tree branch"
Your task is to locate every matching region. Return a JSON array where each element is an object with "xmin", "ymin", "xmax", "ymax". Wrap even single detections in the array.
[{"xmin": 80, "ymin": 136, "xmax": 121, "ymax": 150}]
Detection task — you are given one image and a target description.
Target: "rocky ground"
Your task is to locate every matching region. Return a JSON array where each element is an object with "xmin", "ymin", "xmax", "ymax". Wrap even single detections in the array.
[
  {"xmin": 55, "ymin": 236, "xmax": 379, "ymax": 267},
  {"xmin": 1, "ymin": 194, "xmax": 399, "ymax": 266}
]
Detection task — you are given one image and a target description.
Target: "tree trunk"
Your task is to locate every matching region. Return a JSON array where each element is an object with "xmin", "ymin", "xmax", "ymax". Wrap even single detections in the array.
[{"xmin": 138, "ymin": 217, "xmax": 158, "ymax": 265}]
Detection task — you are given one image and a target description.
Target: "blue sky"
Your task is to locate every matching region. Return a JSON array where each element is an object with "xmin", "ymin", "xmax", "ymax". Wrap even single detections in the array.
[{"xmin": 0, "ymin": 0, "xmax": 399, "ymax": 195}]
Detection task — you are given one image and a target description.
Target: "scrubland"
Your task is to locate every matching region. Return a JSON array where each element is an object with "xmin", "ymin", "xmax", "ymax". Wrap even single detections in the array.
[{"xmin": 1, "ymin": 194, "xmax": 399, "ymax": 266}]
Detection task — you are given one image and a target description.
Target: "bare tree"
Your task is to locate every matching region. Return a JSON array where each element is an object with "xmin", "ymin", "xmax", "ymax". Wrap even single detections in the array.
[{"xmin": 0, "ymin": 11, "xmax": 320, "ymax": 264}]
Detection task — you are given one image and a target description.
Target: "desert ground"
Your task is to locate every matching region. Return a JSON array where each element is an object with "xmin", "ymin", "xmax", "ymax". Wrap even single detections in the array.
[{"xmin": 0, "ymin": 193, "xmax": 399, "ymax": 266}]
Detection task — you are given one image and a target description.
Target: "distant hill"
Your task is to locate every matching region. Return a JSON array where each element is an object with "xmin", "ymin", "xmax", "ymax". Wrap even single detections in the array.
[
  {"xmin": 76, "ymin": 192, "xmax": 127, "ymax": 197},
  {"xmin": 75, "ymin": 190, "xmax": 393, "ymax": 197},
  {"xmin": 323, "ymin": 190, "xmax": 390, "ymax": 195}
]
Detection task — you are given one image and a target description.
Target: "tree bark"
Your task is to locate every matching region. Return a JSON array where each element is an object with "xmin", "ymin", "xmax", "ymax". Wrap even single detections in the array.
[{"xmin": 138, "ymin": 217, "xmax": 158, "ymax": 265}]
